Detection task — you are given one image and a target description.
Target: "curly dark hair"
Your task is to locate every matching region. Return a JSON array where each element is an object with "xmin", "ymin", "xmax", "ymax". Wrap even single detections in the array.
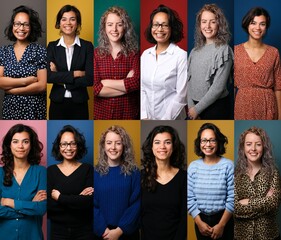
[
  {"xmin": 55, "ymin": 5, "xmax": 82, "ymax": 35},
  {"xmin": 194, "ymin": 123, "xmax": 228, "ymax": 158},
  {"xmin": 235, "ymin": 126, "xmax": 276, "ymax": 178},
  {"xmin": 144, "ymin": 4, "xmax": 184, "ymax": 44},
  {"xmin": 242, "ymin": 7, "xmax": 270, "ymax": 33},
  {"xmin": 51, "ymin": 125, "xmax": 87, "ymax": 161},
  {"xmin": 0, "ymin": 124, "xmax": 43, "ymax": 186},
  {"xmin": 5, "ymin": 5, "xmax": 43, "ymax": 42},
  {"xmin": 141, "ymin": 125, "xmax": 185, "ymax": 192}
]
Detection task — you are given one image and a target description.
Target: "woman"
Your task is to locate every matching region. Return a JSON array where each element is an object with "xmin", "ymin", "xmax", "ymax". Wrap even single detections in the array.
[
  {"xmin": 47, "ymin": 5, "xmax": 93, "ymax": 120},
  {"xmin": 0, "ymin": 5, "xmax": 46, "ymax": 120},
  {"xmin": 141, "ymin": 125, "xmax": 186, "ymax": 240},
  {"xmin": 234, "ymin": 7, "xmax": 281, "ymax": 120},
  {"xmin": 141, "ymin": 5, "xmax": 187, "ymax": 120},
  {"xmin": 234, "ymin": 127, "xmax": 281, "ymax": 240},
  {"xmin": 188, "ymin": 123, "xmax": 234, "ymax": 239},
  {"xmin": 94, "ymin": 125, "xmax": 140, "ymax": 240},
  {"xmin": 47, "ymin": 125, "xmax": 93, "ymax": 239},
  {"xmin": 94, "ymin": 6, "xmax": 140, "ymax": 120},
  {"xmin": 187, "ymin": 4, "xmax": 233, "ymax": 120},
  {"xmin": 0, "ymin": 124, "xmax": 46, "ymax": 239}
]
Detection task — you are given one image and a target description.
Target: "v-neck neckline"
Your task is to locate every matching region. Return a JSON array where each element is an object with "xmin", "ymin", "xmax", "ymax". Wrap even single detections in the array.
[
  {"xmin": 242, "ymin": 43, "xmax": 268, "ymax": 65},
  {"xmin": 13, "ymin": 165, "xmax": 31, "ymax": 187}
]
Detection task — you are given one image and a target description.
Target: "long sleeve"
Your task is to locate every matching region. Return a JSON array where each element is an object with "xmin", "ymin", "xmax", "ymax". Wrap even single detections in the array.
[
  {"xmin": 187, "ymin": 163, "xmax": 200, "ymax": 218},
  {"xmin": 140, "ymin": 51, "xmax": 149, "ymax": 119},
  {"xmin": 123, "ymin": 52, "xmax": 140, "ymax": 93}
]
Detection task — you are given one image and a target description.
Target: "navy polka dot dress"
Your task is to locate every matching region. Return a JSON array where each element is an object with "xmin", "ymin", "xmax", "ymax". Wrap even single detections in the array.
[{"xmin": 0, "ymin": 42, "xmax": 47, "ymax": 119}]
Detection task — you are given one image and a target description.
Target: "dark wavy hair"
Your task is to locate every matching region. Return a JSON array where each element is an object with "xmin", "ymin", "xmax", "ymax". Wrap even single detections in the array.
[
  {"xmin": 141, "ymin": 125, "xmax": 185, "ymax": 192},
  {"xmin": 55, "ymin": 5, "xmax": 82, "ymax": 35},
  {"xmin": 0, "ymin": 124, "xmax": 43, "ymax": 186},
  {"xmin": 5, "ymin": 5, "xmax": 43, "ymax": 42},
  {"xmin": 51, "ymin": 125, "xmax": 87, "ymax": 161},
  {"xmin": 194, "ymin": 123, "xmax": 228, "ymax": 158},
  {"xmin": 242, "ymin": 7, "xmax": 270, "ymax": 33},
  {"xmin": 144, "ymin": 4, "xmax": 184, "ymax": 44},
  {"xmin": 235, "ymin": 126, "xmax": 276, "ymax": 178}
]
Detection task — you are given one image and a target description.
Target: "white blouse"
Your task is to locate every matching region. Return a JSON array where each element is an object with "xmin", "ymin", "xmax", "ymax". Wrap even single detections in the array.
[{"xmin": 141, "ymin": 43, "xmax": 188, "ymax": 120}]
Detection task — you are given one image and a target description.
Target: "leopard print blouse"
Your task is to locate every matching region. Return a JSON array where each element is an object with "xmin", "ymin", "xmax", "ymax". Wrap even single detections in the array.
[{"xmin": 234, "ymin": 168, "xmax": 281, "ymax": 240}]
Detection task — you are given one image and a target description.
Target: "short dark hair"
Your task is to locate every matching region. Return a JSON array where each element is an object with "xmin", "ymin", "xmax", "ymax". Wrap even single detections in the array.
[
  {"xmin": 144, "ymin": 4, "xmax": 184, "ymax": 44},
  {"xmin": 194, "ymin": 123, "xmax": 228, "ymax": 158},
  {"xmin": 55, "ymin": 5, "xmax": 82, "ymax": 35},
  {"xmin": 242, "ymin": 7, "xmax": 270, "ymax": 33},
  {"xmin": 1, "ymin": 124, "xmax": 43, "ymax": 186},
  {"xmin": 52, "ymin": 125, "xmax": 87, "ymax": 161},
  {"xmin": 5, "ymin": 5, "xmax": 43, "ymax": 42}
]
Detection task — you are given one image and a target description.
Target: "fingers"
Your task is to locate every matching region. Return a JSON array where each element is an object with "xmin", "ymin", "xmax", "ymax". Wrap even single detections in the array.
[{"xmin": 80, "ymin": 187, "xmax": 94, "ymax": 195}]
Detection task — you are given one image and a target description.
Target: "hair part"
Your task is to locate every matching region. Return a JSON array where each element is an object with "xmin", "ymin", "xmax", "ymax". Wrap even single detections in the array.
[
  {"xmin": 141, "ymin": 125, "xmax": 185, "ymax": 192},
  {"xmin": 194, "ymin": 4, "xmax": 231, "ymax": 49},
  {"xmin": 145, "ymin": 4, "xmax": 184, "ymax": 44},
  {"xmin": 51, "ymin": 125, "xmax": 87, "ymax": 161},
  {"xmin": 97, "ymin": 6, "xmax": 138, "ymax": 56},
  {"xmin": 95, "ymin": 125, "xmax": 137, "ymax": 175},
  {"xmin": 55, "ymin": 5, "xmax": 82, "ymax": 35},
  {"xmin": 0, "ymin": 124, "xmax": 43, "ymax": 186},
  {"xmin": 235, "ymin": 126, "xmax": 276, "ymax": 178},
  {"xmin": 242, "ymin": 7, "xmax": 270, "ymax": 33},
  {"xmin": 5, "ymin": 5, "xmax": 43, "ymax": 42},
  {"xmin": 194, "ymin": 123, "xmax": 228, "ymax": 158}
]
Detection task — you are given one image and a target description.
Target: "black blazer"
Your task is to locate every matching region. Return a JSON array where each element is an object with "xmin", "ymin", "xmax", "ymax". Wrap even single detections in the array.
[{"xmin": 47, "ymin": 38, "xmax": 93, "ymax": 103}]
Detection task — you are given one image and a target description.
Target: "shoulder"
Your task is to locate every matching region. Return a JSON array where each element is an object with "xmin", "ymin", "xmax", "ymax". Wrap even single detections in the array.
[
  {"xmin": 141, "ymin": 46, "xmax": 154, "ymax": 56},
  {"xmin": 234, "ymin": 43, "xmax": 244, "ymax": 51},
  {"xmin": 79, "ymin": 38, "xmax": 94, "ymax": 48},
  {"xmin": 81, "ymin": 163, "xmax": 94, "ymax": 171},
  {"xmin": 47, "ymin": 164, "xmax": 58, "ymax": 172},
  {"xmin": 266, "ymin": 45, "xmax": 280, "ymax": 56},
  {"xmin": 32, "ymin": 164, "xmax": 47, "ymax": 174},
  {"xmin": 47, "ymin": 39, "xmax": 60, "ymax": 48},
  {"xmin": 188, "ymin": 159, "xmax": 202, "ymax": 170}
]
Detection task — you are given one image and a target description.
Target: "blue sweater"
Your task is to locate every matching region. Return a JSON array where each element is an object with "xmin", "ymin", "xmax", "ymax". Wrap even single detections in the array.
[
  {"xmin": 0, "ymin": 165, "xmax": 46, "ymax": 240},
  {"xmin": 94, "ymin": 166, "xmax": 140, "ymax": 237},
  {"xmin": 187, "ymin": 157, "xmax": 234, "ymax": 218}
]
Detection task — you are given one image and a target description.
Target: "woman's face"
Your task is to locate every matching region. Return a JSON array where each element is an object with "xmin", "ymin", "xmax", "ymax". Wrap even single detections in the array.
[
  {"xmin": 60, "ymin": 11, "xmax": 78, "ymax": 36},
  {"xmin": 105, "ymin": 13, "xmax": 124, "ymax": 45},
  {"xmin": 248, "ymin": 15, "xmax": 267, "ymax": 41},
  {"xmin": 244, "ymin": 133, "xmax": 263, "ymax": 164},
  {"xmin": 200, "ymin": 11, "xmax": 218, "ymax": 44},
  {"xmin": 10, "ymin": 131, "xmax": 31, "ymax": 161},
  {"xmin": 151, "ymin": 12, "xmax": 171, "ymax": 45},
  {"xmin": 200, "ymin": 129, "xmax": 218, "ymax": 158},
  {"xmin": 13, "ymin": 12, "xmax": 31, "ymax": 42},
  {"xmin": 59, "ymin": 132, "xmax": 77, "ymax": 161},
  {"xmin": 104, "ymin": 131, "xmax": 123, "ymax": 166},
  {"xmin": 152, "ymin": 132, "xmax": 173, "ymax": 162}
]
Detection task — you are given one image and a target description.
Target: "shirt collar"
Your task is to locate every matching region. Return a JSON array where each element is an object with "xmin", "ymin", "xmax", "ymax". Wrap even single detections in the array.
[
  {"xmin": 149, "ymin": 42, "xmax": 176, "ymax": 56},
  {"xmin": 57, "ymin": 36, "xmax": 81, "ymax": 48}
]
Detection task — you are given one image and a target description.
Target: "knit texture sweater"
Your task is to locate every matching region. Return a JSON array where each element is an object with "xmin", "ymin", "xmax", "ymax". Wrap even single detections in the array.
[
  {"xmin": 94, "ymin": 166, "xmax": 140, "ymax": 237},
  {"xmin": 188, "ymin": 157, "xmax": 234, "ymax": 218}
]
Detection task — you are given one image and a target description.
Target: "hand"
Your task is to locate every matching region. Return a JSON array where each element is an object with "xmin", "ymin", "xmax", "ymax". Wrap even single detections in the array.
[
  {"xmin": 239, "ymin": 198, "xmax": 249, "ymax": 205},
  {"xmin": 266, "ymin": 188, "xmax": 274, "ymax": 197},
  {"xmin": 51, "ymin": 189, "xmax": 61, "ymax": 201},
  {"xmin": 188, "ymin": 107, "xmax": 199, "ymax": 120},
  {"xmin": 80, "ymin": 187, "xmax": 94, "ymax": 196},
  {"xmin": 102, "ymin": 228, "xmax": 110, "ymax": 238},
  {"xmin": 50, "ymin": 62, "xmax": 57, "ymax": 72},
  {"xmin": 126, "ymin": 70, "xmax": 134, "ymax": 78},
  {"xmin": 211, "ymin": 223, "xmax": 225, "ymax": 239},
  {"xmin": 1, "ymin": 198, "xmax": 15, "ymax": 208},
  {"xmin": 195, "ymin": 216, "xmax": 213, "ymax": 236},
  {"xmin": 102, "ymin": 227, "xmax": 123, "ymax": 240},
  {"xmin": 32, "ymin": 190, "xmax": 47, "ymax": 202},
  {"xmin": 73, "ymin": 70, "xmax": 85, "ymax": 78}
]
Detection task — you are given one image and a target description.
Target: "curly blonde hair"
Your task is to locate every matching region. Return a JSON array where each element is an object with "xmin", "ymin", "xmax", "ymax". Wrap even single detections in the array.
[
  {"xmin": 235, "ymin": 126, "xmax": 276, "ymax": 178},
  {"xmin": 194, "ymin": 4, "xmax": 231, "ymax": 49},
  {"xmin": 97, "ymin": 6, "xmax": 138, "ymax": 56},
  {"xmin": 95, "ymin": 125, "xmax": 137, "ymax": 175}
]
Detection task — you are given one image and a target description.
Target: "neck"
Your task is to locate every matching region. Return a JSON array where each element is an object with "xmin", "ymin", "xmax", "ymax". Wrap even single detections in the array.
[
  {"xmin": 107, "ymin": 159, "xmax": 120, "ymax": 167},
  {"xmin": 15, "ymin": 40, "xmax": 29, "ymax": 48},
  {"xmin": 204, "ymin": 155, "xmax": 220, "ymax": 165},
  {"xmin": 14, "ymin": 158, "xmax": 30, "ymax": 169},
  {"xmin": 61, "ymin": 159, "xmax": 78, "ymax": 166},
  {"xmin": 156, "ymin": 159, "xmax": 171, "ymax": 172},
  {"xmin": 246, "ymin": 38, "xmax": 263, "ymax": 48},
  {"xmin": 156, "ymin": 42, "xmax": 170, "ymax": 54},
  {"xmin": 63, "ymin": 34, "xmax": 76, "ymax": 46},
  {"xmin": 247, "ymin": 160, "xmax": 262, "ymax": 171}
]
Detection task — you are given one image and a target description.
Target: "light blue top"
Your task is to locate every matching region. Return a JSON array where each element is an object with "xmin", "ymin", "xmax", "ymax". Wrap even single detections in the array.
[
  {"xmin": 187, "ymin": 157, "xmax": 234, "ymax": 218},
  {"xmin": 0, "ymin": 165, "xmax": 47, "ymax": 240}
]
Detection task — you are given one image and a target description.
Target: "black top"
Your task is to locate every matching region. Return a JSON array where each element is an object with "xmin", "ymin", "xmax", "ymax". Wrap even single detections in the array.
[
  {"xmin": 141, "ymin": 169, "xmax": 187, "ymax": 240},
  {"xmin": 47, "ymin": 163, "xmax": 93, "ymax": 227}
]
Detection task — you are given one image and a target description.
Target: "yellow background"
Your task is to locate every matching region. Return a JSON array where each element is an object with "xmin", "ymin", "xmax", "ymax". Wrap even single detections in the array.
[
  {"xmin": 93, "ymin": 120, "xmax": 141, "ymax": 167},
  {"xmin": 187, "ymin": 120, "xmax": 235, "ymax": 240},
  {"xmin": 46, "ymin": 0, "xmax": 94, "ymax": 119}
]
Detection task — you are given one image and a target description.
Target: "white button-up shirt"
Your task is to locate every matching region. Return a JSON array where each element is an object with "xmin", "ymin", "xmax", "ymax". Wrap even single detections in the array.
[{"xmin": 141, "ymin": 43, "xmax": 188, "ymax": 120}]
